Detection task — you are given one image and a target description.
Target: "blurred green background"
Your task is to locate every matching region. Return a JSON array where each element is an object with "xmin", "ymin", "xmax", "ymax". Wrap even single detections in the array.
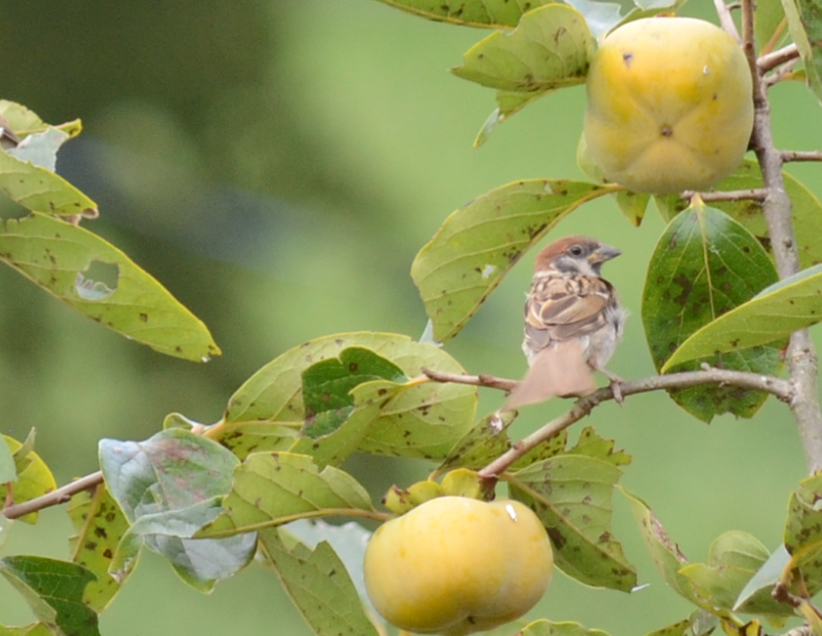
[{"xmin": 1, "ymin": 1, "xmax": 821, "ymax": 634}]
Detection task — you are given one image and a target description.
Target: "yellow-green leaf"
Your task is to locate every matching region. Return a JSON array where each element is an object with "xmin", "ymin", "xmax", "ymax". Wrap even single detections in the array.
[{"xmin": 0, "ymin": 214, "xmax": 219, "ymax": 361}]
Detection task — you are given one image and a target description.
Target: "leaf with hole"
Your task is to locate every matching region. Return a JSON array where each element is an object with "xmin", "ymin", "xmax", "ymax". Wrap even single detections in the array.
[{"xmin": 0, "ymin": 214, "xmax": 219, "ymax": 361}]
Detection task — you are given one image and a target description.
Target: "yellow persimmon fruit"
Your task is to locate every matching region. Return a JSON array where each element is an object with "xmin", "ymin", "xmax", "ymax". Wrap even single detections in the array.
[
  {"xmin": 583, "ymin": 16, "xmax": 753, "ymax": 194},
  {"xmin": 363, "ymin": 496, "xmax": 553, "ymax": 636}
]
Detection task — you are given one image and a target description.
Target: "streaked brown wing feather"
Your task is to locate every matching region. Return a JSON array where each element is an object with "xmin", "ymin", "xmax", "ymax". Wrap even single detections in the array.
[{"xmin": 525, "ymin": 275, "xmax": 613, "ymax": 344}]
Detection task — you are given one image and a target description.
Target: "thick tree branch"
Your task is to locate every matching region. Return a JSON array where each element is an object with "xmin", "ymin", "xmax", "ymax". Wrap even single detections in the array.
[
  {"xmin": 2, "ymin": 470, "xmax": 103, "ymax": 520},
  {"xmin": 739, "ymin": 0, "xmax": 822, "ymax": 472}
]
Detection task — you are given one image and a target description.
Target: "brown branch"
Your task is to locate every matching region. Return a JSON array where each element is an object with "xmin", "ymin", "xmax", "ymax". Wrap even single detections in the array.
[
  {"xmin": 422, "ymin": 367, "xmax": 517, "ymax": 392},
  {"xmin": 2, "ymin": 470, "xmax": 103, "ymax": 520},
  {"xmin": 782, "ymin": 150, "xmax": 822, "ymax": 163},
  {"xmin": 739, "ymin": 0, "xmax": 822, "ymax": 473},
  {"xmin": 472, "ymin": 368, "xmax": 792, "ymax": 478},
  {"xmin": 758, "ymin": 43, "xmax": 800, "ymax": 73},
  {"xmin": 684, "ymin": 188, "xmax": 767, "ymax": 202}
]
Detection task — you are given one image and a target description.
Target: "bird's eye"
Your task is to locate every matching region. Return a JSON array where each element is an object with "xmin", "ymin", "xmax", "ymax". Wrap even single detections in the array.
[{"xmin": 569, "ymin": 245, "xmax": 584, "ymax": 256}]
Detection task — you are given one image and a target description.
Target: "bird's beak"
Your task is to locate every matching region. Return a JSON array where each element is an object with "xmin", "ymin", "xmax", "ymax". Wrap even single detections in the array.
[{"xmin": 589, "ymin": 243, "xmax": 621, "ymax": 265}]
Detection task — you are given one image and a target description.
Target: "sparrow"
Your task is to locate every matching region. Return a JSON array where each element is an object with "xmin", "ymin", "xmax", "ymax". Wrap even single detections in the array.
[{"xmin": 503, "ymin": 235, "xmax": 627, "ymax": 410}]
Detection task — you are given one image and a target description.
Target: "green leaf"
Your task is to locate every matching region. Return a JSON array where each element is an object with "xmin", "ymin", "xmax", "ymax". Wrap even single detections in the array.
[
  {"xmin": 755, "ymin": 0, "xmax": 788, "ymax": 51},
  {"xmin": 8, "ymin": 128, "xmax": 69, "ymax": 174},
  {"xmin": 99, "ymin": 429, "xmax": 255, "ymax": 591},
  {"xmin": 641, "ymin": 201, "xmax": 783, "ymax": 421},
  {"xmin": 412, "ymin": 179, "xmax": 616, "ymax": 343},
  {"xmin": 291, "ymin": 378, "xmax": 405, "ymax": 467},
  {"xmin": 0, "ymin": 556, "xmax": 99, "ymax": 636},
  {"xmin": 474, "ymin": 89, "xmax": 551, "ymax": 147},
  {"xmin": 710, "ymin": 159, "xmax": 822, "ymax": 269},
  {"xmin": 733, "ymin": 545, "xmax": 796, "ymax": 616},
  {"xmin": 2, "ymin": 435, "xmax": 56, "ymax": 525},
  {"xmin": 567, "ymin": 426, "xmax": 631, "ymax": 467},
  {"xmin": 622, "ymin": 488, "xmax": 702, "ymax": 607},
  {"xmin": 783, "ymin": 473, "xmax": 822, "ymax": 598},
  {"xmin": 258, "ymin": 528, "xmax": 378, "ymax": 636},
  {"xmin": 519, "ymin": 618, "xmax": 611, "ymax": 636},
  {"xmin": 0, "ymin": 100, "xmax": 81, "ymax": 139},
  {"xmin": 0, "ymin": 435, "xmax": 15, "ymax": 483},
  {"xmin": 0, "ymin": 214, "xmax": 220, "ymax": 361},
  {"xmin": 614, "ymin": 190, "xmax": 649, "ymax": 227},
  {"xmin": 224, "ymin": 333, "xmax": 477, "ymax": 460},
  {"xmin": 662, "ymin": 263, "xmax": 822, "ymax": 371},
  {"xmin": 67, "ymin": 485, "xmax": 131, "ymax": 611},
  {"xmin": 370, "ymin": 0, "xmax": 554, "ymax": 28},
  {"xmin": 451, "ymin": 4, "xmax": 594, "ymax": 92},
  {"xmin": 11, "ymin": 429, "xmax": 36, "ymax": 476},
  {"xmin": 284, "ymin": 519, "xmax": 372, "ymax": 601},
  {"xmin": 642, "ymin": 610, "xmax": 719, "ymax": 636},
  {"xmin": 509, "ymin": 455, "xmax": 636, "ymax": 591},
  {"xmin": 679, "ymin": 531, "xmax": 771, "ymax": 613},
  {"xmin": 0, "ymin": 148, "xmax": 97, "ymax": 218},
  {"xmin": 197, "ymin": 452, "xmax": 374, "ymax": 538},
  {"xmin": 0, "ymin": 624, "xmax": 53, "ymax": 636},
  {"xmin": 204, "ymin": 420, "xmax": 300, "ymax": 460},
  {"xmin": 437, "ymin": 410, "xmax": 516, "ymax": 472},
  {"xmin": 734, "ymin": 545, "xmax": 795, "ymax": 615},
  {"xmin": 781, "ymin": 0, "xmax": 822, "ymax": 106},
  {"xmin": 300, "ymin": 347, "xmax": 406, "ymax": 438}
]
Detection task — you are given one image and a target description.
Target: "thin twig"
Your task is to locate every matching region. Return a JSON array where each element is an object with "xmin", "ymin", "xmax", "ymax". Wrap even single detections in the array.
[
  {"xmin": 2, "ymin": 471, "xmax": 103, "ymax": 520},
  {"xmin": 740, "ymin": 0, "xmax": 822, "ymax": 472},
  {"xmin": 684, "ymin": 188, "xmax": 767, "ymax": 202},
  {"xmin": 424, "ymin": 367, "xmax": 792, "ymax": 402},
  {"xmin": 763, "ymin": 61, "xmax": 800, "ymax": 89},
  {"xmin": 713, "ymin": 0, "xmax": 741, "ymax": 43},
  {"xmin": 782, "ymin": 150, "xmax": 822, "ymax": 163},
  {"xmin": 422, "ymin": 368, "xmax": 517, "ymax": 391},
  {"xmin": 476, "ymin": 367, "xmax": 792, "ymax": 478},
  {"xmin": 758, "ymin": 43, "xmax": 800, "ymax": 72}
]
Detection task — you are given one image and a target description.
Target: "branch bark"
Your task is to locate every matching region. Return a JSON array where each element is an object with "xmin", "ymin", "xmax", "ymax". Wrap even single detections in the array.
[
  {"xmin": 425, "ymin": 366, "xmax": 793, "ymax": 478},
  {"xmin": 739, "ymin": 0, "xmax": 822, "ymax": 472},
  {"xmin": 2, "ymin": 471, "xmax": 103, "ymax": 520}
]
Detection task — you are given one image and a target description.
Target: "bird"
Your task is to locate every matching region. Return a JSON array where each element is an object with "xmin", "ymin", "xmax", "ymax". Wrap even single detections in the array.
[{"xmin": 503, "ymin": 235, "xmax": 627, "ymax": 410}]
